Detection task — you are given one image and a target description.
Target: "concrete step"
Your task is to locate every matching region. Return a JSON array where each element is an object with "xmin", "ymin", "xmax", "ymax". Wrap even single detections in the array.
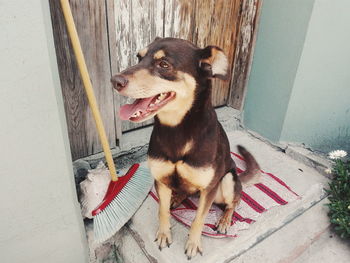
[
  {"xmin": 294, "ymin": 224, "xmax": 350, "ymax": 263},
  {"xmin": 233, "ymin": 197, "xmax": 349, "ymax": 263},
  {"xmin": 120, "ymin": 130, "xmax": 329, "ymax": 263}
]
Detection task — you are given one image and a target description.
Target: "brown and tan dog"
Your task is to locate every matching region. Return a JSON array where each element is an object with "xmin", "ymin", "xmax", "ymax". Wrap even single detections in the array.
[{"xmin": 111, "ymin": 37, "xmax": 260, "ymax": 259}]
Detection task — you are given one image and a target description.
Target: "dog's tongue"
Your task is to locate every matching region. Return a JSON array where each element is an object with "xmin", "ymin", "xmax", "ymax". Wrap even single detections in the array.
[{"xmin": 119, "ymin": 97, "xmax": 154, "ymax": 120}]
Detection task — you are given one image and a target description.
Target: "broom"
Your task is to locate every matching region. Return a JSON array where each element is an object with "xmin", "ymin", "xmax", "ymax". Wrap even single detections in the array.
[{"xmin": 60, "ymin": 0, "xmax": 153, "ymax": 243}]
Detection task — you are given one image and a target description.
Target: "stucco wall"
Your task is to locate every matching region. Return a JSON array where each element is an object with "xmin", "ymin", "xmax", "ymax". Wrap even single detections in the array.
[
  {"xmin": 0, "ymin": 1, "xmax": 88, "ymax": 262},
  {"xmin": 280, "ymin": 0, "xmax": 350, "ymax": 153},
  {"xmin": 244, "ymin": 0, "xmax": 350, "ymax": 153},
  {"xmin": 243, "ymin": 0, "xmax": 315, "ymax": 141}
]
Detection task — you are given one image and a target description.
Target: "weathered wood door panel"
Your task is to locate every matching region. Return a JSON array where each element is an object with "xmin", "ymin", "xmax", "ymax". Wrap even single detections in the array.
[
  {"xmin": 228, "ymin": 0, "xmax": 261, "ymax": 110},
  {"xmin": 49, "ymin": 0, "xmax": 116, "ymax": 160},
  {"xmin": 113, "ymin": 0, "xmax": 164, "ymax": 132},
  {"xmin": 113, "ymin": 0, "xmax": 243, "ymax": 131},
  {"xmin": 50, "ymin": 0, "xmax": 260, "ymax": 159},
  {"xmin": 192, "ymin": 0, "xmax": 241, "ymax": 106}
]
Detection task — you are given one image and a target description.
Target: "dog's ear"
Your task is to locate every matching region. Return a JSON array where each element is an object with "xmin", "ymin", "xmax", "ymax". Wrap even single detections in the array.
[{"xmin": 198, "ymin": 46, "xmax": 229, "ymax": 80}]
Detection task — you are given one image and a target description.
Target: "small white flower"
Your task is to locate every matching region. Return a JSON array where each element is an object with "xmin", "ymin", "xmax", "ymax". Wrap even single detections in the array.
[
  {"xmin": 328, "ymin": 150, "xmax": 347, "ymax": 160},
  {"xmin": 324, "ymin": 168, "xmax": 332, "ymax": 174}
]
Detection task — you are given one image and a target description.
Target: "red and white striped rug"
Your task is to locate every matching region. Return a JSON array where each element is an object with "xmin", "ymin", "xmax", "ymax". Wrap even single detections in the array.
[{"xmin": 149, "ymin": 152, "xmax": 300, "ymax": 238}]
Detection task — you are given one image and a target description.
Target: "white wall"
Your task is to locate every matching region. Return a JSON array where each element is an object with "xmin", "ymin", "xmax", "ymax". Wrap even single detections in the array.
[
  {"xmin": 280, "ymin": 0, "xmax": 350, "ymax": 153},
  {"xmin": 0, "ymin": 1, "xmax": 88, "ymax": 262},
  {"xmin": 244, "ymin": 0, "xmax": 350, "ymax": 153},
  {"xmin": 243, "ymin": 0, "xmax": 315, "ymax": 141}
]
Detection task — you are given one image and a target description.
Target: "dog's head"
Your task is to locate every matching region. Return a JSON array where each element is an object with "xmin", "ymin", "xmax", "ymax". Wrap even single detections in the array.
[{"xmin": 111, "ymin": 37, "xmax": 229, "ymax": 126}]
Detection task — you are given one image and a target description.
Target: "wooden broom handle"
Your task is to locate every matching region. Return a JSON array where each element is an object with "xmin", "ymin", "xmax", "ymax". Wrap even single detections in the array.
[{"xmin": 60, "ymin": 0, "xmax": 118, "ymax": 181}]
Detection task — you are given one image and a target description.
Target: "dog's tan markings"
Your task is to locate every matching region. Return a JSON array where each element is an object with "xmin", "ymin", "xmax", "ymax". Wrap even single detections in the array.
[
  {"xmin": 176, "ymin": 162, "xmax": 214, "ymax": 190},
  {"xmin": 120, "ymin": 69, "xmax": 197, "ymax": 126},
  {"xmin": 148, "ymin": 157, "xmax": 175, "ymax": 181},
  {"xmin": 216, "ymin": 204, "xmax": 237, "ymax": 234},
  {"xmin": 201, "ymin": 48, "xmax": 216, "ymax": 65},
  {"xmin": 138, "ymin": 47, "xmax": 148, "ymax": 58},
  {"xmin": 153, "ymin": 49, "xmax": 165, "ymax": 60},
  {"xmin": 185, "ymin": 188, "xmax": 217, "ymax": 259},
  {"xmin": 214, "ymin": 172, "xmax": 234, "ymax": 204},
  {"xmin": 181, "ymin": 140, "xmax": 194, "ymax": 155},
  {"xmin": 201, "ymin": 48, "xmax": 228, "ymax": 76},
  {"xmin": 155, "ymin": 181, "xmax": 173, "ymax": 249},
  {"xmin": 211, "ymin": 50, "xmax": 228, "ymax": 76},
  {"xmin": 157, "ymin": 72, "xmax": 196, "ymax": 126},
  {"xmin": 149, "ymin": 157, "xmax": 212, "ymax": 193},
  {"xmin": 119, "ymin": 69, "xmax": 159, "ymax": 99},
  {"xmin": 214, "ymin": 172, "xmax": 238, "ymax": 234}
]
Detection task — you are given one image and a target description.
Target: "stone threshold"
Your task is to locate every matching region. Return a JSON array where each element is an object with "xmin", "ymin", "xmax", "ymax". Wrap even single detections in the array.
[{"xmin": 70, "ymin": 107, "xmax": 333, "ymax": 263}]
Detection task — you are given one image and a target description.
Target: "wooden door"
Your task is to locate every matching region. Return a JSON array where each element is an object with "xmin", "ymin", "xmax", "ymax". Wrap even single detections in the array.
[
  {"xmin": 49, "ymin": 0, "xmax": 117, "ymax": 160},
  {"xmin": 113, "ymin": 0, "xmax": 245, "ymax": 132},
  {"xmin": 49, "ymin": 0, "xmax": 261, "ymax": 160}
]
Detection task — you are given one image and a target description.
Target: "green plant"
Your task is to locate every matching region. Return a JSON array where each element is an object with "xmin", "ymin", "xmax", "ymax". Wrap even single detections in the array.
[{"xmin": 326, "ymin": 154, "xmax": 350, "ymax": 239}]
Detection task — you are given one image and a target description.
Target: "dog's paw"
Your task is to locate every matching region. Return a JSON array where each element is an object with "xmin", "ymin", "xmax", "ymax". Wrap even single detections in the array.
[
  {"xmin": 185, "ymin": 236, "xmax": 203, "ymax": 260},
  {"xmin": 216, "ymin": 214, "xmax": 231, "ymax": 234},
  {"xmin": 155, "ymin": 228, "xmax": 172, "ymax": 250}
]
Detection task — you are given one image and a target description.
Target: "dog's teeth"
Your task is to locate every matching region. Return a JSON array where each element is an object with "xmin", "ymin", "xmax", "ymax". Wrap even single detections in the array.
[
  {"xmin": 155, "ymin": 99, "xmax": 161, "ymax": 104},
  {"xmin": 149, "ymin": 103, "xmax": 155, "ymax": 107},
  {"xmin": 132, "ymin": 111, "xmax": 141, "ymax": 117}
]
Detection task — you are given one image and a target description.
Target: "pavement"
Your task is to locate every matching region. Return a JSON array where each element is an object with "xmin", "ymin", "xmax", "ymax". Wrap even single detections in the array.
[
  {"xmin": 106, "ymin": 130, "xmax": 349, "ymax": 263},
  {"xmin": 81, "ymin": 114, "xmax": 350, "ymax": 263}
]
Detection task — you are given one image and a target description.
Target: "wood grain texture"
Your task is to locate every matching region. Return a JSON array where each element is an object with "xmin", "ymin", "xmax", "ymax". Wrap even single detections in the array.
[
  {"xmin": 193, "ymin": 0, "xmax": 241, "ymax": 106},
  {"xmin": 106, "ymin": 0, "xmax": 122, "ymax": 142},
  {"xmin": 164, "ymin": 0, "xmax": 196, "ymax": 40},
  {"xmin": 228, "ymin": 0, "xmax": 262, "ymax": 110},
  {"xmin": 163, "ymin": 0, "xmax": 241, "ymax": 107},
  {"xmin": 49, "ymin": 0, "xmax": 116, "ymax": 160},
  {"xmin": 113, "ymin": 0, "xmax": 164, "ymax": 132},
  {"xmin": 112, "ymin": 0, "xmax": 257, "ymax": 131},
  {"xmin": 50, "ymin": 0, "xmax": 260, "ymax": 158}
]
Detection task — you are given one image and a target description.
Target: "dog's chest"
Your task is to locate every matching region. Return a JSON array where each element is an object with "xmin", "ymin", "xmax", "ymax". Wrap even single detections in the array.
[{"xmin": 148, "ymin": 158, "xmax": 214, "ymax": 192}]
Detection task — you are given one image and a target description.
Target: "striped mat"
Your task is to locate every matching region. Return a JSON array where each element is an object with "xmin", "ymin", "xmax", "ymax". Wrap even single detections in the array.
[{"xmin": 149, "ymin": 152, "xmax": 300, "ymax": 238}]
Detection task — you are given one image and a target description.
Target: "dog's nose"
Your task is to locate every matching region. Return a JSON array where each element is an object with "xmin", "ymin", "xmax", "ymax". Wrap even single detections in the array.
[{"xmin": 111, "ymin": 74, "xmax": 128, "ymax": 91}]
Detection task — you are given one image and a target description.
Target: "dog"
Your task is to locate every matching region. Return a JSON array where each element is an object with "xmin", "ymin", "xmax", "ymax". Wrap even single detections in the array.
[{"xmin": 111, "ymin": 37, "xmax": 260, "ymax": 259}]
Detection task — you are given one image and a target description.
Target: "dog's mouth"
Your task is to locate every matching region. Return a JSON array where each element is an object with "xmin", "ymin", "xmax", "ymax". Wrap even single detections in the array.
[{"xmin": 119, "ymin": 91, "xmax": 176, "ymax": 121}]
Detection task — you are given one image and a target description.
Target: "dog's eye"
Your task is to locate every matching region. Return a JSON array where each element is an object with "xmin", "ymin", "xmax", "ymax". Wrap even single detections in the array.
[{"xmin": 158, "ymin": 60, "xmax": 170, "ymax": 69}]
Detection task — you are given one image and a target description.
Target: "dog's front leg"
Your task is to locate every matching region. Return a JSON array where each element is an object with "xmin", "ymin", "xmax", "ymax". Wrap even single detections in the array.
[
  {"xmin": 185, "ymin": 187, "xmax": 217, "ymax": 259},
  {"xmin": 155, "ymin": 180, "xmax": 172, "ymax": 250}
]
